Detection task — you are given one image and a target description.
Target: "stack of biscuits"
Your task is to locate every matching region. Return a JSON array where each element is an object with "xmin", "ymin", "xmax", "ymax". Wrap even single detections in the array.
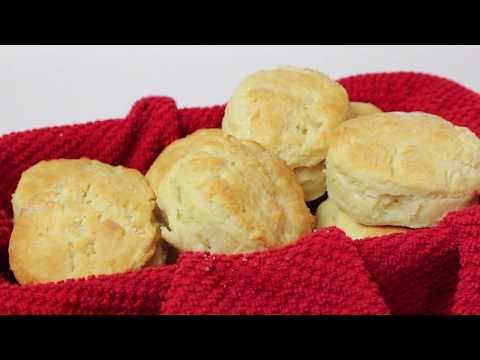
[
  {"xmin": 9, "ymin": 66, "xmax": 480, "ymax": 285},
  {"xmin": 222, "ymin": 67, "xmax": 480, "ymax": 239}
]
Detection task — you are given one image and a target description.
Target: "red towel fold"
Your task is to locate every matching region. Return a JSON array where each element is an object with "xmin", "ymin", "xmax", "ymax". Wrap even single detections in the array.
[{"xmin": 1, "ymin": 72, "xmax": 479, "ymax": 315}]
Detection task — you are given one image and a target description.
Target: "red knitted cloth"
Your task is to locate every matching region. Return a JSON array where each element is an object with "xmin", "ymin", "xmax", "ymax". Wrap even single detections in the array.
[{"xmin": 1, "ymin": 72, "xmax": 480, "ymax": 315}]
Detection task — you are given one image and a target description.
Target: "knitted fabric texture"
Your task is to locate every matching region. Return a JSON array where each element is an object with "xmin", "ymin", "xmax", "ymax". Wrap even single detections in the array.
[{"xmin": 1, "ymin": 72, "xmax": 480, "ymax": 315}]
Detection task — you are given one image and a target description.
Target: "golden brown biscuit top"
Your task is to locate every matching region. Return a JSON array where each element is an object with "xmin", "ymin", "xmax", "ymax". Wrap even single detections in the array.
[
  {"xmin": 327, "ymin": 112, "xmax": 480, "ymax": 194},
  {"xmin": 9, "ymin": 158, "xmax": 162, "ymax": 284},
  {"xmin": 146, "ymin": 129, "xmax": 314, "ymax": 254},
  {"xmin": 222, "ymin": 66, "xmax": 350, "ymax": 168}
]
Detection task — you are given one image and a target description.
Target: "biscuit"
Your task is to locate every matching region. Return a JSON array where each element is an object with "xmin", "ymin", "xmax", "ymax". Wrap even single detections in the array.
[
  {"xmin": 346, "ymin": 102, "xmax": 382, "ymax": 119},
  {"xmin": 9, "ymin": 158, "xmax": 165, "ymax": 284},
  {"xmin": 316, "ymin": 198, "xmax": 408, "ymax": 240},
  {"xmin": 293, "ymin": 162, "xmax": 326, "ymax": 201},
  {"xmin": 326, "ymin": 112, "xmax": 480, "ymax": 228},
  {"xmin": 222, "ymin": 66, "xmax": 350, "ymax": 169},
  {"xmin": 146, "ymin": 128, "xmax": 314, "ymax": 254}
]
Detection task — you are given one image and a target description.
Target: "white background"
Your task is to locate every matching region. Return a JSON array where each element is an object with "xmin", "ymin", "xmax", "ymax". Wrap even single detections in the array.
[{"xmin": 1, "ymin": 45, "xmax": 479, "ymax": 136}]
